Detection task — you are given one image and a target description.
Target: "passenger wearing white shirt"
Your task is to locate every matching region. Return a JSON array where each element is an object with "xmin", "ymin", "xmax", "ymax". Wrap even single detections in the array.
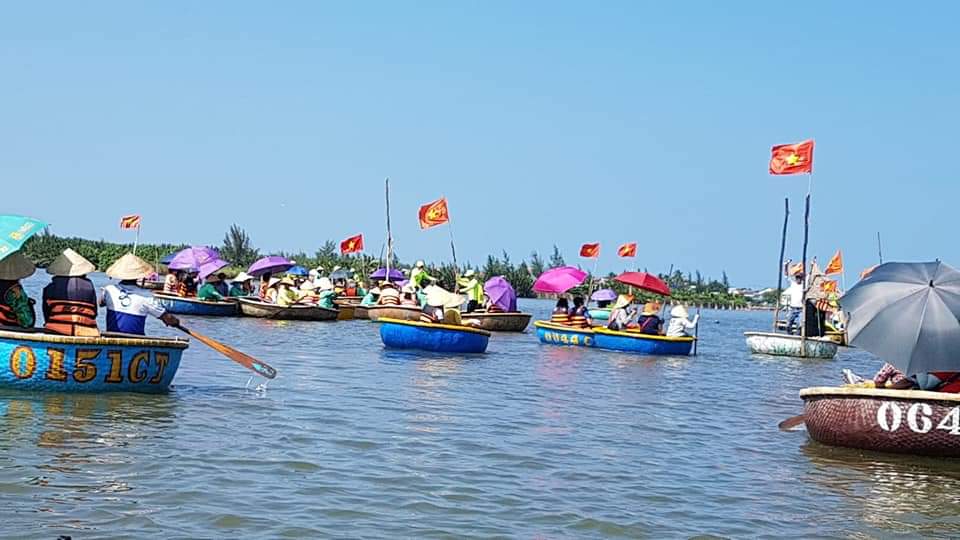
[
  {"xmin": 785, "ymin": 274, "xmax": 805, "ymax": 334},
  {"xmin": 100, "ymin": 284, "xmax": 179, "ymax": 335},
  {"xmin": 666, "ymin": 305, "xmax": 700, "ymax": 337}
]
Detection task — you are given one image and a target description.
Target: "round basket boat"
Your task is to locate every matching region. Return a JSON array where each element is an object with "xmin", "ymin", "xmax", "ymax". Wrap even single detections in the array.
[
  {"xmin": 0, "ymin": 328, "xmax": 188, "ymax": 393},
  {"xmin": 594, "ymin": 327, "xmax": 694, "ymax": 356},
  {"xmin": 588, "ymin": 308, "xmax": 611, "ymax": 321},
  {"xmin": 463, "ymin": 312, "xmax": 532, "ymax": 332},
  {"xmin": 367, "ymin": 305, "xmax": 423, "ymax": 322},
  {"xmin": 801, "ymin": 386, "xmax": 960, "ymax": 457},
  {"xmin": 237, "ymin": 298, "xmax": 338, "ymax": 321},
  {"xmin": 744, "ymin": 331, "xmax": 838, "ymax": 359},
  {"xmin": 153, "ymin": 292, "xmax": 239, "ymax": 317},
  {"xmin": 534, "ymin": 321, "xmax": 596, "ymax": 348},
  {"xmin": 353, "ymin": 305, "xmax": 370, "ymax": 320},
  {"xmin": 379, "ymin": 318, "xmax": 490, "ymax": 353}
]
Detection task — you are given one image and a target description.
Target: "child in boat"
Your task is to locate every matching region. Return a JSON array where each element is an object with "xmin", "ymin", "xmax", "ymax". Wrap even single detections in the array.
[
  {"xmin": 666, "ymin": 305, "xmax": 699, "ymax": 337},
  {"xmin": 551, "ymin": 298, "xmax": 571, "ymax": 324},
  {"xmin": 636, "ymin": 302, "xmax": 664, "ymax": 335},
  {"xmin": 607, "ymin": 294, "xmax": 635, "ymax": 331},
  {"xmin": 0, "ymin": 251, "xmax": 37, "ymax": 329}
]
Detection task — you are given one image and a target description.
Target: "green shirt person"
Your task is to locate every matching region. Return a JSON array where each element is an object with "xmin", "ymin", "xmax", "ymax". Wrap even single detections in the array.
[
  {"xmin": 197, "ymin": 282, "xmax": 224, "ymax": 301},
  {"xmin": 410, "ymin": 260, "xmax": 436, "ymax": 289}
]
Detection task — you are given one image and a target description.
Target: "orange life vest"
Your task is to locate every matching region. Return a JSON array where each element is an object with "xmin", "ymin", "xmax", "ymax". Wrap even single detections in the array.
[
  {"xmin": 0, "ymin": 303, "xmax": 19, "ymax": 327},
  {"xmin": 550, "ymin": 310, "xmax": 570, "ymax": 325},
  {"xmin": 380, "ymin": 295, "xmax": 400, "ymax": 306},
  {"xmin": 44, "ymin": 299, "xmax": 99, "ymax": 337},
  {"xmin": 569, "ymin": 314, "xmax": 590, "ymax": 328}
]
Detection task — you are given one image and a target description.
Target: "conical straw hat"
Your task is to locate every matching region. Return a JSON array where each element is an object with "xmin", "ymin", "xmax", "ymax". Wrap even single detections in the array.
[
  {"xmin": 46, "ymin": 248, "xmax": 96, "ymax": 277},
  {"xmin": 105, "ymin": 253, "xmax": 153, "ymax": 280},
  {"xmin": 0, "ymin": 251, "xmax": 36, "ymax": 280}
]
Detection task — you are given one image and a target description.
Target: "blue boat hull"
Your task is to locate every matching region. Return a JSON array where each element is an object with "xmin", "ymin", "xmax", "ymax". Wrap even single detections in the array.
[
  {"xmin": 0, "ymin": 329, "xmax": 187, "ymax": 393},
  {"xmin": 379, "ymin": 318, "xmax": 490, "ymax": 353},
  {"xmin": 534, "ymin": 321, "xmax": 694, "ymax": 355},
  {"xmin": 154, "ymin": 294, "xmax": 239, "ymax": 316}
]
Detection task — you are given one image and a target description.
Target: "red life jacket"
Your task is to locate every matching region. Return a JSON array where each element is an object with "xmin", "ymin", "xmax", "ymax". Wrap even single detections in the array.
[
  {"xmin": 0, "ymin": 303, "xmax": 19, "ymax": 327},
  {"xmin": 45, "ymin": 299, "xmax": 99, "ymax": 337},
  {"xmin": 933, "ymin": 372, "xmax": 960, "ymax": 393}
]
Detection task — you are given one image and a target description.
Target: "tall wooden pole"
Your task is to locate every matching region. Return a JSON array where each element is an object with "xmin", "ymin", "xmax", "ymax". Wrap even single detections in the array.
[
  {"xmin": 799, "ymin": 187, "xmax": 811, "ymax": 357},
  {"xmin": 385, "ymin": 178, "xmax": 393, "ymax": 282},
  {"xmin": 877, "ymin": 231, "xmax": 883, "ymax": 264},
  {"xmin": 773, "ymin": 198, "xmax": 789, "ymax": 331}
]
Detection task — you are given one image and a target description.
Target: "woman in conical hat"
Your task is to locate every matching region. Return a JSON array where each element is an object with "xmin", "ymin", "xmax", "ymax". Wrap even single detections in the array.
[
  {"xmin": 42, "ymin": 249, "xmax": 100, "ymax": 337},
  {"xmin": 101, "ymin": 253, "xmax": 179, "ymax": 335},
  {"xmin": 606, "ymin": 294, "xmax": 635, "ymax": 331},
  {"xmin": 635, "ymin": 301, "xmax": 664, "ymax": 336},
  {"xmin": 0, "ymin": 252, "xmax": 37, "ymax": 329},
  {"xmin": 229, "ymin": 272, "xmax": 255, "ymax": 297},
  {"xmin": 666, "ymin": 304, "xmax": 699, "ymax": 337}
]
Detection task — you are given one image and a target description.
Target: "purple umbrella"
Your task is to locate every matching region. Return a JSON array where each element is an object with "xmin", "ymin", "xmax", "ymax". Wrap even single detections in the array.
[
  {"xmin": 168, "ymin": 246, "xmax": 221, "ymax": 272},
  {"xmin": 370, "ymin": 267, "xmax": 405, "ymax": 281},
  {"xmin": 484, "ymin": 276, "xmax": 517, "ymax": 312},
  {"xmin": 248, "ymin": 256, "xmax": 295, "ymax": 277},
  {"xmin": 198, "ymin": 258, "xmax": 230, "ymax": 281},
  {"xmin": 591, "ymin": 288, "xmax": 617, "ymax": 302},
  {"xmin": 533, "ymin": 266, "xmax": 588, "ymax": 294}
]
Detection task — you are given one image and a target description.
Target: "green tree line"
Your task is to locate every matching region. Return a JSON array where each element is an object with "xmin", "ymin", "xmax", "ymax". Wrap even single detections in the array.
[{"xmin": 22, "ymin": 226, "xmax": 755, "ymax": 308}]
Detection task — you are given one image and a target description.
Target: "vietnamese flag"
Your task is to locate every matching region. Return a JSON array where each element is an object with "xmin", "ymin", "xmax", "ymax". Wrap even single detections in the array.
[
  {"xmin": 580, "ymin": 243, "xmax": 600, "ymax": 259},
  {"xmin": 821, "ymin": 279, "xmax": 838, "ymax": 293},
  {"xmin": 769, "ymin": 139, "xmax": 814, "ymax": 175},
  {"xmin": 340, "ymin": 234, "xmax": 364, "ymax": 254},
  {"xmin": 419, "ymin": 198, "xmax": 450, "ymax": 229},
  {"xmin": 617, "ymin": 242, "xmax": 637, "ymax": 258},
  {"xmin": 824, "ymin": 250, "xmax": 843, "ymax": 275},
  {"xmin": 120, "ymin": 214, "xmax": 141, "ymax": 229}
]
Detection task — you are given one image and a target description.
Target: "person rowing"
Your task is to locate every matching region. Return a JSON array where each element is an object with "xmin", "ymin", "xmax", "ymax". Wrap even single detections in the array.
[{"xmin": 101, "ymin": 253, "xmax": 179, "ymax": 335}]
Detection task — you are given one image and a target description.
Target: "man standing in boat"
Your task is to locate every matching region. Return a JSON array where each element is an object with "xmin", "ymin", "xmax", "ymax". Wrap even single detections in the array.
[{"xmin": 784, "ymin": 261, "xmax": 805, "ymax": 335}]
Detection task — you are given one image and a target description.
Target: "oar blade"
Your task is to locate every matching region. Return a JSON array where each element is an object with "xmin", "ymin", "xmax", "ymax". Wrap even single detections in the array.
[
  {"xmin": 778, "ymin": 414, "xmax": 806, "ymax": 431},
  {"xmin": 176, "ymin": 325, "xmax": 278, "ymax": 379}
]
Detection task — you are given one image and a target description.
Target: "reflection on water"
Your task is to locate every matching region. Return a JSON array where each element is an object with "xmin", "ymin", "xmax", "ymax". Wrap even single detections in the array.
[{"xmin": 2, "ymin": 275, "xmax": 960, "ymax": 537}]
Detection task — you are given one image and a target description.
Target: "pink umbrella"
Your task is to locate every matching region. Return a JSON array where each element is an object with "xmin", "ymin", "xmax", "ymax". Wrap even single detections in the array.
[{"xmin": 533, "ymin": 266, "xmax": 588, "ymax": 294}]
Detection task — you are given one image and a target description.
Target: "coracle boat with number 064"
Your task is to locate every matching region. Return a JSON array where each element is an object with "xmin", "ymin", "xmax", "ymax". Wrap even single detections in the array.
[
  {"xmin": 744, "ymin": 331, "xmax": 838, "ymax": 359},
  {"xmin": 237, "ymin": 298, "xmax": 338, "ymax": 321},
  {"xmin": 534, "ymin": 321, "xmax": 695, "ymax": 355},
  {"xmin": 801, "ymin": 386, "xmax": 960, "ymax": 457},
  {"xmin": 0, "ymin": 328, "xmax": 187, "ymax": 393},
  {"xmin": 153, "ymin": 292, "xmax": 239, "ymax": 317},
  {"xmin": 379, "ymin": 318, "xmax": 490, "ymax": 353}
]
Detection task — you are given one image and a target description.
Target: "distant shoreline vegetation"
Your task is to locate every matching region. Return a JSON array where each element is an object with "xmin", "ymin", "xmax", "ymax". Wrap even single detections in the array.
[{"xmin": 22, "ymin": 226, "xmax": 773, "ymax": 308}]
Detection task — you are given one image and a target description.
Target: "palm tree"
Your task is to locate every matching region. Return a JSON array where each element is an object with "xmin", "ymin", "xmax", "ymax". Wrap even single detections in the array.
[{"xmin": 221, "ymin": 225, "xmax": 259, "ymax": 267}]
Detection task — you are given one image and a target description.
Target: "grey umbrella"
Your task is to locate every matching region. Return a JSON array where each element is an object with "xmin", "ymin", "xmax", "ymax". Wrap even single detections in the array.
[{"xmin": 842, "ymin": 261, "xmax": 960, "ymax": 375}]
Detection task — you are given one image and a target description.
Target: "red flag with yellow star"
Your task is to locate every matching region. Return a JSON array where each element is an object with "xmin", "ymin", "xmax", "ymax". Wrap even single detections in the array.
[
  {"xmin": 418, "ymin": 198, "xmax": 450, "ymax": 229},
  {"xmin": 340, "ymin": 234, "xmax": 364, "ymax": 254},
  {"xmin": 579, "ymin": 243, "xmax": 600, "ymax": 259},
  {"xmin": 824, "ymin": 250, "xmax": 843, "ymax": 275},
  {"xmin": 617, "ymin": 242, "xmax": 637, "ymax": 258},
  {"xmin": 769, "ymin": 139, "xmax": 814, "ymax": 175}
]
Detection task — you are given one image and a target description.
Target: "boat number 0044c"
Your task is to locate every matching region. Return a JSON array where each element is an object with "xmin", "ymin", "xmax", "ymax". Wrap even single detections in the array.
[
  {"xmin": 876, "ymin": 401, "xmax": 960, "ymax": 435},
  {"xmin": 8, "ymin": 346, "xmax": 171, "ymax": 385},
  {"xmin": 540, "ymin": 331, "xmax": 593, "ymax": 346}
]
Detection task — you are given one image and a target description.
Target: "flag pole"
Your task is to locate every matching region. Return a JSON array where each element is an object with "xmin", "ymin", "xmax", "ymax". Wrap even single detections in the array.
[
  {"xmin": 443, "ymin": 195, "xmax": 459, "ymax": 286},
  {"xmin": 133, "ymin": 222, "xmax": 141, "ymax": 257},
  {"xmin": 773, "ymin": 197, "xmax": 789, "ymax": 331},
  {"xmin": 877, "ymin": 231, "xmax": 883, "ymax": 264},
  {"xmin": 385, "ymin": 178, "xmax": 393, "ymax": 283},
  {"xmin": 799, "ymin": 172, "xmax": 812, "ymax": 357}
]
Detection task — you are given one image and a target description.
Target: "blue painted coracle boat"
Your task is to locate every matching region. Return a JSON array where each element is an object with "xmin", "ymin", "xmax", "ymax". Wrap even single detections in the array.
[
  {"xmin": 0, "ymin": 328, "xmax": 188, "ymax": 393},
  {"xmin": 534, "ymin": 321, "xmax": 694, "ymax": 355},
  {"xmin": 153, "ymin": 292, "xmax": 239, "ymax": 317},
  {"xmin": 379, "ymin": 318, "xmax": 491, "ymax": 353}
]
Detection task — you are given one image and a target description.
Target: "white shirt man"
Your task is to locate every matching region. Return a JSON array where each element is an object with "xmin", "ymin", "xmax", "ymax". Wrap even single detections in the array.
[{"xmin": 100, "ymin": 284, "xmax": 178, "ymax": 335}]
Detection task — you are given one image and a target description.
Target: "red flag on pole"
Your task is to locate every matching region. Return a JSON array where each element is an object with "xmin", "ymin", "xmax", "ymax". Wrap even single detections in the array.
[
  {"xmin": 769, "ymin": 139, "xmax": 814, "ymax": 175},
  {"xmin": 617, "ymin": 243, "xmax": 637, "ymax": 258},
  {"xmin": 579, "ymin": 243, "xmax": 600, "ymax": 259},
  {"xmin": 418, "ymin": 198, "xmax": 450, "ymax": 229},
  {"xmin": 340, "ymin": 234, "xmax": 364, "ymax": 254},
  {"xmin": 824, "ymin": 250, "xmax": 843, "ymax": 275},
  {"xmin": 120, "ymin": 215, "xmax": 141, "ymax": 229}
]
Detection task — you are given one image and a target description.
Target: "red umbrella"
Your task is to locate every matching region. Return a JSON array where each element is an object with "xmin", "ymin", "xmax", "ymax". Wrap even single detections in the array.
[{"xmin": 614, "ymin": 271, "xmax": 671, "ymax": 296}]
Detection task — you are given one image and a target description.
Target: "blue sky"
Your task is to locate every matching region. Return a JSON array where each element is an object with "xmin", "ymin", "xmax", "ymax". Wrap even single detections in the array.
[{"xmin": 2, "ymin": 2, "xmax": 957, "ymax": 287}]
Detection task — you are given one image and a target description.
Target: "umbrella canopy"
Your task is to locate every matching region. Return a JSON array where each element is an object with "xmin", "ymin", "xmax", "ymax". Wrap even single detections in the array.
[
  {"xmin": 168, "ymin": 246, "xmax": 221, "ymax": 272},
  {"xmin": 842, "ymin": 261, "xmax": 960, "ymax": 375},
  {"xmin": 329, "ymin": 268, "xmax": 352, "ymax": 280},
  {"xmin": 159, "ymin": 252, "xmax": 178, "ymax": 265},
  {"xmin": 248, "ymin": 256, "xmax": 295, "ymax": 277},
  {"xmin": 591, "ymin": 288, "xmax": 618, "ymax": 302},
  {"xmin": 198, "ymin": 258, "xmax": 230, "ymax": 281},
  {"xmin": 614, "ymin": 272, "xmax": 671, "ymax": 296},
  {"xmin": 484, "ymin": 276, "xmax": 517, "ymax": 312},
  {"xmin": 0, "ymin": 215, "xmax": 46, "ymax": 262},
  {"xmin": 533, "ymin": 266, "xmax": 588, "ymax": 294},
  {"xmin": 370, "ymin": 267, "xmax": 405, "ymax": 281},
  {"xmin": 286, "ymin": 265, "xmax": 309, "ymax": 277}
]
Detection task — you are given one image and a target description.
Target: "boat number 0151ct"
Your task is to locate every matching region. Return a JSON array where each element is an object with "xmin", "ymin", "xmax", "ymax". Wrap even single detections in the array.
[{"xmin": 876, "ymin": 401, "xmax": 960, "ymax": 435}]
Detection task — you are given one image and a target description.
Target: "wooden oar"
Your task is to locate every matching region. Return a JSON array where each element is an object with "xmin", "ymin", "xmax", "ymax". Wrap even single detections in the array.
[
  {"xmin": 778, "ymin": 414, "xmax": 805, "ymax": 431},
  {"xmin": 174, "ymin": 324, "xmax": 277, "ymax": 379}
]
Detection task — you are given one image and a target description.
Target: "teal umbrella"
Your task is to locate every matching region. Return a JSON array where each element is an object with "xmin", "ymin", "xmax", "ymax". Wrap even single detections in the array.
[{"xmin": 0, "ymin": 215, "xmax": 47, "ymax": 261}]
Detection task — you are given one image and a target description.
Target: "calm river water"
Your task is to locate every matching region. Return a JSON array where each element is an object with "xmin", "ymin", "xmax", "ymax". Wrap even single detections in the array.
[{"xmin": 3, "ymin": 273, "xmax": 960, "ymax": 538}]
